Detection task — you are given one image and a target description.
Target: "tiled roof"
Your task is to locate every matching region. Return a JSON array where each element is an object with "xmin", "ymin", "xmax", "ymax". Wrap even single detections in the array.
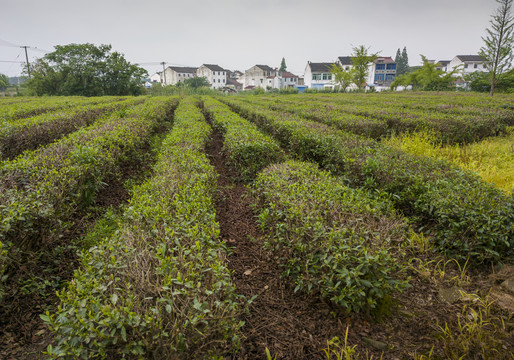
[
  {"xmin": 256, "ymin": 64, "xmax": 275, "ymax": 72},
  {"xmin": 337, "ymin": 56, "xmax": 352, "ymax": 65},
  {"xmin": 456, "ymin": 55, "xmax": 485, "ymax": 62},
  {"xmin": 308, "ymin": 62, "xmax": 334, "ymax": 72},
  {"xmin": 375, "ymin": 57, "xmax": 395, "ymax": 63},
  {"xmin": 168, "ymin": 66, "xmax": 197, "ymax": 73},
  {"xmin": 280, "ymin": 71, "xmax": 299, "ymax": 78},
  {"xmin": 203, "ymin": 64, "xmax": 225, "ymax": 72}
]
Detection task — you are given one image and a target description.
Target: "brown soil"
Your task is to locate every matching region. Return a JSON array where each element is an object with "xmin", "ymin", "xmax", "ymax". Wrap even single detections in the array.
[{"xmin": 205, "ymin": 128, "xmax": 349, "ymax": 359}]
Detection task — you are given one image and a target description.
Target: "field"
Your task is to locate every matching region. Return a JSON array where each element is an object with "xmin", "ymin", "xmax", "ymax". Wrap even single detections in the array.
[{"xmin": 0, "ymin": 92, "xmax": 513, "ymax": 359}]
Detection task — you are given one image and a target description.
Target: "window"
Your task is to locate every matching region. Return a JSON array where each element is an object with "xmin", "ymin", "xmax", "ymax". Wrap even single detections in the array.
[
  {"xmin": 385, "ymin": 74, "xmax": 395, "ymax": 81},
  {"xmin": 322, "ymin": 73, "xmax": 332, "ymax": 80},
  {"xmin": 464, "ymin": 64, "xmax": 468, "ymax": 68},
  {"xmin": 345, "ymin": 66, "xmax": 349, "ymax": 70},
  {"xmin": 312, "ymin": 73, "xmax": 322, "ymax": 80},
  {"xmin": 374, "ymin": 74, "xmax": 384, "ymax": 82},
  {"xmin": 386, "ymin": 64, "xmax": 396, "ymax": 70},
  {"xmin": 474, "ymin": 64, "xmax": 478, "ymax": 68},
  {"xmin": 375, "ymin": 64, "xmax": 385, "ymax": 70},
  {"xmin": 218, "ymin": 79, "xmax": 220, "ymax": 83}
]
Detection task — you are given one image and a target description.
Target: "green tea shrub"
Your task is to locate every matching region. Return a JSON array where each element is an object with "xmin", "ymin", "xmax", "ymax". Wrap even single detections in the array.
[
  {"xmin": 253, "ymin": 160, "xmax": 408, "ymax": 313},
  {"xmin": 202, "ymin": 96, "xmax": 284, "ymax": 180},
  {"xmin": 224, "ymin": 98, "xmax": 514, "ymax": 263},
  {"xmin": 45, "ymin": 98, "xmax": 243, "ymax": 359}
]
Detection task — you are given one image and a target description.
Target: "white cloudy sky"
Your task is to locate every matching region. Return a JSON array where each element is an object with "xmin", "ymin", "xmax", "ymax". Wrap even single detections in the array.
[{"xmin": 1, "ymin": 0, "xmax": 496, "ymax": 77}]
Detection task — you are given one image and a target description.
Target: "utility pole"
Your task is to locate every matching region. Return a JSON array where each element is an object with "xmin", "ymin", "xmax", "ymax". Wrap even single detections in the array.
[
  {"xmin": 161, "ymin": 62, "xmax": 167, "ymax": 85},
  {"xmin": 21, "ymin": 46, "xmax": 31, "ymax": 78}
]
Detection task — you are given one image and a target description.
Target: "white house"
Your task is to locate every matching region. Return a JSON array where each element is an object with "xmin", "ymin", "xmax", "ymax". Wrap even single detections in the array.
[
  {"xmin": 162, "ymin": 66, "xmax": 197, "ymax": 86},
  {"xmin": 448, "ymin": 55, "xmax": 487, "ymax": 75},
  {"xmin": 280, "ymin": 71, "xmax": 299, "ymax": 88},
  {"xmin": 150, "ymin": 72, "xmax": 162, "ymax": 83},
  {"xmin": 304, "ymin": 62, "xmax": 335, "ymax": 89},
  {"xmin": 196, "ymin": 64, "xmax": 227, "ymax": 89},
  {"xmin": 243, "ymin": 65, "xmax": 277, "ymax": 89}
]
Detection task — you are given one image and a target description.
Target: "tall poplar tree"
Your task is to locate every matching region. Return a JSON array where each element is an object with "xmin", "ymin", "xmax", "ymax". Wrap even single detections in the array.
[{"xmin": 479, "ymin": 0, "xmax": 514, "ymax": 95}]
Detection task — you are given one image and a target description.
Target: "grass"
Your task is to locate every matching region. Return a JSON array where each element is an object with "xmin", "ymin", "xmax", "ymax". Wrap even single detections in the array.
[{"xmin": 384, "ymin": 127, "xmax": 514, "ymax": 194}]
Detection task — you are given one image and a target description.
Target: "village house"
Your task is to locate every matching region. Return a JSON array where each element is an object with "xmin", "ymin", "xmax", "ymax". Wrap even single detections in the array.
[
  {"xmin": 447, "ymin": 55, "xmax": 487, "ymax": 74},
  {"xmin": 372, "ymin": 57, "xmax": 397, "ymax": 87},
  {"xmin": 243, "ymin": 65, "xmax": 277, "ymax": 89},
  {"xmin": 161, "ymin": 66, "xmax": 197, "ymax": 86},
  {"xmin": 196, "ymin": 64, "xmax": 227, "ymax": 89},
  {"xmin": 304, "ymin": 62, "xmax": 335, "ymax": 89},
  {"xmin": 150, "ymin": 72, "xmax": 162, "ymax": 83}
]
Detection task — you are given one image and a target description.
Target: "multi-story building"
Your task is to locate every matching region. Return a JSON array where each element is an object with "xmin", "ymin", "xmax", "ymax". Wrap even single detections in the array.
[
  {"xmin": 243, "ymin": 65, "xmax": 278, "ymax": 89},
  {"xmin": 196, "ymin": 64, "xmax": 227, "ymax": 89},
  {"xmin": 448, "ymin": 55, "xmax": 487, "ymax": 75},
  {"xmin": 161, "ymin": 66, "xmax": 197, "ymax": 85},
  {"xmin": 304, "ymin": 62, "xmax": 335, "ymax": 89},
  {"xmin": 371, "ymin": 57, "xmax": 397, "ymax": 87}
]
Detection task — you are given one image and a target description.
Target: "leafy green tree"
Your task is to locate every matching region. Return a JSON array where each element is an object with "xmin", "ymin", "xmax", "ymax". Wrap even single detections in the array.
[
  {"xmin": 329, "ymin": 63, "xmax": 354, "ymax": 91},
  {"xmin": 183, "ymin": 76, "xmax": 210, "ymax": 88},
  {"xmin": 26, "ymin": 43, "xmax": 147, "ymax": 96},
  {"xmin": 351, "ymin": 45, "xmax": 379, "ymax": 91},
  {"xmin": 391, "ymin": 55, "xmax": 462, "ymax": 91},
  {"xmin": 0, "ymin": 73, "xmax": 9, "ymax": 89},
  {"xmin": 279, "ymin": 57, "xmax": 287, "ymax": 72},
  {"xmin": 479, "ymin": 0, "xmax": 514, "ymax": 95}
]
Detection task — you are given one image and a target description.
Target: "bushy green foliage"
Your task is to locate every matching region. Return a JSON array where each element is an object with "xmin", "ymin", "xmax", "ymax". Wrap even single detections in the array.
[
  {"xmin": 0, "ymin": 97, "xmax": 145, "ymax": 159},
  {"xmin": 0, "ymin": 98, "xmax": 177, "ymax": 298},
  {"xmin": 202, "ymin": 96, "xmax": 285, "ymax": 179},
  {"xmin": 223, "ymin": 97, "xmax": 514, "ymax": 263},
  {"xmin": 26, "ymin": 43, "xmax": 147, "ymax": 96},
  {"xmin": 44, "ymin": 98, "xmax": 243, "ymax": 359},
  {"xmin": 253, "ymin": 160, "xmax": 408, "ymax": 313}
]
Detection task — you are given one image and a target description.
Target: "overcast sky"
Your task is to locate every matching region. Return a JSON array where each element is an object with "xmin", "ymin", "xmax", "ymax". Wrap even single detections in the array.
[{"xmin": 1, "ymin": 0, "xmax": 497, "ymax": 78}]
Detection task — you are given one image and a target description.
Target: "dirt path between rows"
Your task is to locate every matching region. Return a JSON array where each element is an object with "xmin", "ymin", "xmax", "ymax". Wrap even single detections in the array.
[{"xmin": 205, "ymin": 127, "xmax": 350, "ymax": 360}]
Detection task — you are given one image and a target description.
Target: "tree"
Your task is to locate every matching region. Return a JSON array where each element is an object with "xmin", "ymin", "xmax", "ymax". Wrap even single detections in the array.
[
  {"xmin": 479, "ymin": 0, "xmax": 514, "ymax": 95},
  {"xmin": 351, "ymin": 45, "xmax": 379, "ymax": 91},
  {"xmin": 395, "ymin": 48, "xmax": 402, "ymax": 71},
  {"xmin": 183, "ymin": 76, "xmax": 210, "ymax": 88},
  {"xmin": 26, "ymin": 43, "xmax": 147, "ymax": 96},
  {"xmin": 329, "ymin": 63, "xmax": 354, "ymax": 91},
  {"xmin": 394, "ymin": 47, "xmax": 409, "ymax": 75},
  {"xmin": 391, "ymin": 55, "xmax": 461, "ymax": 91},
  {"xmin": 279, "ymin": 57, "xmax": 287, "ymax": 72},
  {"xmin": 0, "ymin": 73, "xmax": 9, "ymax": 89}
]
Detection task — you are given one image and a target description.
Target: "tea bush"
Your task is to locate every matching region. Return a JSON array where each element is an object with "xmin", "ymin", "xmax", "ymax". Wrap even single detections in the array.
[
  {"xmin": 223, "ymin": 98, "xmax": 514, "ymax": 263},
  {"xmin": 44, "ymin": 98, "xmax": 243, "ymax": 359},
  {"xmin": 201, "ymin": 96, "xmax": 284, "ymax": 180},
  {"xmin": 253, "ymin": 160, "xmax": 409, "ymax": 313}
]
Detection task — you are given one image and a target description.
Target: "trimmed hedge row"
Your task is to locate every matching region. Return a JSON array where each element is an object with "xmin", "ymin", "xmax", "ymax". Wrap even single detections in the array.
[
  {"xmin": 44, "ymin": 98, "xmax": 243, "ymax": 359},
  {"xmin": 244, "ymin": 96, "xmax": 506, "ymax": 144},
  {"xmin": 223, "ymin": 97, "xmax": 514, "ymax": 263},
  {"xmin": 253, "ymin": 160, "xmax": 408, "ymax": 313},
  {"xmin": 0, "ymin": 96, "xmax": 127, "ymax": 123},
  {"xmin": 0, "ymin": 97, "xmax": 145, "ymax": 160},
  {"xmin": 0, "ymin": 98, "xmax": 177, "ymax": 297},
  {"xmin": 201, "ymin": 96, "xmax": 285, "ymax": 179}
]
